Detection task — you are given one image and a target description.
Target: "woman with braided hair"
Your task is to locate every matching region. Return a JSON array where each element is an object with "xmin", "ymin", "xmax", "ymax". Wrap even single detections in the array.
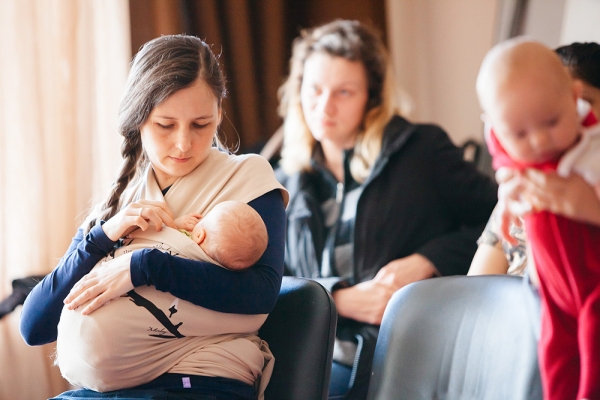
[{"xmin": 20, "ymin": 35, "xmax": 287, "ymax": 400}]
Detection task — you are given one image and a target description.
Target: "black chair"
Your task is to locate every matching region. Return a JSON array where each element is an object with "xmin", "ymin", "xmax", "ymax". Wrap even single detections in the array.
[
  {"xmin": 368, "ymin": 275, "xmax": 542, "ymax": 400},
  {"xmin": 259, "ymin": 276, "xmax": 337, "ymax": 400}
]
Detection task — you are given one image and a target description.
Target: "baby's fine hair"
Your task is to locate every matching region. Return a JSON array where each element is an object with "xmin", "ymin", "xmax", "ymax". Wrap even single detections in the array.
[
  {"xmin": 555, "ymin": 42, "xmax": 600, "ymax": 90},
  {"xmin": 209, "ymin": 202, "xmax": 268, "ymax": 270}
]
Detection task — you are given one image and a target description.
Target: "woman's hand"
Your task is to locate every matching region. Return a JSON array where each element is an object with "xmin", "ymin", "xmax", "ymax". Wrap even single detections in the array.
[
  {"xmin": 332, "ymin": 254, "xmax": 436, "ymax": 325},
  {"xmin": 496, "ymin": 168, "xmax": 600, "ymax": 243},
  {"xmin": 332, "ymin": 280, "xmax": 396, "ymax": 325},
  {"xmin": 372, "ymin": 254, "xmax": 437, "ymax": 290},
  {"xmin": 64, "ymin": 251, "xmax": 135, "ymax": 315},
  {"xmin": 102, "ymin": 200, "xmax": 177, "ymax": 241},
  {"xmin": 518, "ymin": 169, "xmax": 600, "ymax": 226}
]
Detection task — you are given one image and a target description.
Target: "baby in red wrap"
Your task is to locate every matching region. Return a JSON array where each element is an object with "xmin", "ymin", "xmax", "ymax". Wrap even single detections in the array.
[{"xmin": 477, "ymin": 38, "xmax": 600, "ymax": 400}]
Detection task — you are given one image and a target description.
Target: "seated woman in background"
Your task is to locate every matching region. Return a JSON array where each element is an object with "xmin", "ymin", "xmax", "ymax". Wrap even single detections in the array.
[
  {"xmin": 276, "ymin": 19, "xmax": 498, "ymax": 399},
  {"xmin": 469, "ymin": 41, "xmax": 600, "ymax": 278}
]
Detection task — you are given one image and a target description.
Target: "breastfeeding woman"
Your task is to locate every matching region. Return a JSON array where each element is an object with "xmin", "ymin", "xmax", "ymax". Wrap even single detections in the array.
[
  {"xmin": 20, "ymin": 35, "xmax": 286, "ymax": 400},
  {"xmin": 276, "ymin": 19, "xmax": 498, "ymax": 399}
]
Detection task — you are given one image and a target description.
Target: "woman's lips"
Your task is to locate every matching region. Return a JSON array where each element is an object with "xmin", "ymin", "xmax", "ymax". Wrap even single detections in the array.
[{"xmin": 170, "ymin": 156, "xmax": 190, "ymax": 163}]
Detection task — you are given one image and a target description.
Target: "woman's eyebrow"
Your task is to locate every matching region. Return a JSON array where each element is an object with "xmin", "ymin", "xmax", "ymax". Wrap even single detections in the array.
[{"xmin": 153, "ymin": 114, "xmax": 214, "ymax": 120}]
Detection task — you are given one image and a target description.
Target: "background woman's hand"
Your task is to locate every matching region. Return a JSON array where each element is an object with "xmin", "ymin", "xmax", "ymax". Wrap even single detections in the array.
[
  {"xmin": 372, "ymin": 254, "xmax": 437, "ymax": 290},
  {"xmin": 64, "ymin": 251, "xmax": 135, "ymax": 315},
  {"xmin": 332, "ymin": 280, "xmax": 396, "ymax": 325},
  {"xmin": 101, "ymin": 200, "xmax": 177, "ymax": 241},
  {"xmin": 332, "ymin": 254, "xmax": 436, "ymax": 325}
]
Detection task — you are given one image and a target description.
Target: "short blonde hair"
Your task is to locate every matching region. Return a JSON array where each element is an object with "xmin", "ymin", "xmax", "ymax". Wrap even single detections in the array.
[{"xmin": 278, "ymin": 19, "xmax": 402, "ymax": 183}]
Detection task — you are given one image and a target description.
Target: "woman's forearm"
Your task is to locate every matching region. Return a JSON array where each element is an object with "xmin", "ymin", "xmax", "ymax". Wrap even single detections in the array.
[
  {"xmin": 19, "ymin": 225, "xmax": 115, "ymax": 345},
  {"xmin": 468, "ymin": 243, "xmax": 510, "ymax": 275}
]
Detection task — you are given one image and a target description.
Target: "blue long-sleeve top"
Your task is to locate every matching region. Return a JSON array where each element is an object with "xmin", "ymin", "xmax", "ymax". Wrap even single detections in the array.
[{"xmin": 20, "ymin": 189, "xmax": 285, "ymax": 346}]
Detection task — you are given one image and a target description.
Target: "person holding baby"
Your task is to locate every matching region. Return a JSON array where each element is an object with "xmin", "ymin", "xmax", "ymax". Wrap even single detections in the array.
[
  {"xmin": 20, "ymin": 34, "xmax": 287, "ymax": 400},
  {"xmin": 477, "ymin": 38, "xmax": 600, "ymax": 400}
]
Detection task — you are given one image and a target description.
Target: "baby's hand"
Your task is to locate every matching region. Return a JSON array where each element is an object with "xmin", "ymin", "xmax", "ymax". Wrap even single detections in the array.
[
  {"xmin": 496, "ymin": 168, "xmax": 532, "ymax": 244},
  {"xmin": 174, "ymin": 213, "xmax": 202, "ymax": 232}
]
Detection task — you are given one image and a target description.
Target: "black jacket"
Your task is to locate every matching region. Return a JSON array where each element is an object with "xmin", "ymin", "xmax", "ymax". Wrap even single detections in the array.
[
  {"xmin": 279, "ymin": 116, "xmax": 497, "ymax": 285},
  {"xmin": 277, "ymin": 116, "xmax": 498, "ymax": 398}
]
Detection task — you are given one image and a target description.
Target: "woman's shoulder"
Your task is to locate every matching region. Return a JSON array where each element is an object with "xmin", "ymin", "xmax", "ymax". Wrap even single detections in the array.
[
  {"xmin": 209, "ymin": 148, "xmax": 275, "ymax": 173},
  {"xmin": 380, "ymin": 115, "xmax": 453, "ymax": 156},
  {"xmin": 384, "ymin": 115, "xmax": 448, "ymax": 134}
]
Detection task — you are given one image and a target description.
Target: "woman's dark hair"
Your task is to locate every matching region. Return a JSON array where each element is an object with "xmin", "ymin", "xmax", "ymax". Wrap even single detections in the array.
[
  {"xmin": 555, "ymin": 42, "xmax": 600, "ymax": 89},
  {"xmin": 86, "ymin": 35, "xmax": 227, "ymax": 232}
]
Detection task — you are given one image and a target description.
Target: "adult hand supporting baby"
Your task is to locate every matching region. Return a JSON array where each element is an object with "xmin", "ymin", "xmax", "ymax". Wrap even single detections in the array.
[
  {"xmin": 64, "ymin": 251, "xmax": 134, "ymax": 315},
  {"xmin": 497, "ymin": 167, "xmax": 600, "ymax": 243},
  {"xmin": 519, "ymin": 169, "xmax": 600, "ymax": 226},
  {"xmin": 102, "ymin": 200, "xmax": 177, "ymax": 241}
]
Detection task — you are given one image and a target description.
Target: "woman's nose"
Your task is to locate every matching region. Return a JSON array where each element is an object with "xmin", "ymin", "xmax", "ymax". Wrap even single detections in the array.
[
  {"xmin": 174, "ymin": 128, "xmax": 192, "ymax": 152},
  {"xmin": 316, "ymin": 91, "xmax": 335, "ymax": 116}
]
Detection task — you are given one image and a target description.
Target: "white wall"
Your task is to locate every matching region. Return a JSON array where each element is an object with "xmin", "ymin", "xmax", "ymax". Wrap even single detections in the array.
[
  {"xmin": 561, "ymin": 0, "xmax": 600, "ymax": 44},
  {"xmin": 384, "ymin": 0, "xmax": 599, "ymax": 145},
  {"xmin": 521, "ymin": 0, "xmax": 566, "ymax": 47},
  {"xmin": 385, "ymin": 0, "xmax": 498, "ymax": 145}
]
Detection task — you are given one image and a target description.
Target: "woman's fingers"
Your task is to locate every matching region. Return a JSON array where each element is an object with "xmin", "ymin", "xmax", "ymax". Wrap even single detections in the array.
[
  {"xmin": 64, "ymin": 273, "xmax": 99, "ymax": 310},
  {"xmin": 135, "ymin": 201, "xmax": 177, "ymax": 230},
  {"xmin": 103, "ymin": 200, "xmax": 176, "ymax": 240},
  {"xmin": 64, "ymin": 253, "xmax": 134, "ymax": 315},
  {"xmin": 79, "ymin": 292, "xmax": 115, "ymax": 316},
  {"xmin": 138, "ymin": 200, "xmax": 175, "ymax": 219}
]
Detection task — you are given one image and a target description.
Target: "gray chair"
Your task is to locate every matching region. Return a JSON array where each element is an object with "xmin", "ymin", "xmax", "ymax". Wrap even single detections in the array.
[
  {"xmin": 259, "ymin": 276, "xmax": 337, "ymax": 400},
  {"xmin": 368, "ymin": 275, "xmax": 542, "ymax": 400}
]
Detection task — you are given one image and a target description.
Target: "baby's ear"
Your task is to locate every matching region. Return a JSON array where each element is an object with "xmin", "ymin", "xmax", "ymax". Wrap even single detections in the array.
[{"xmin": 193, "ymin": 228, "xmax": 206, "ymax": 245}]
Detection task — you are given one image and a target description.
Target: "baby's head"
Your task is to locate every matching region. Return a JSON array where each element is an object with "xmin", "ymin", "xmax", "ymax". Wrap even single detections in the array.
[
  {"xmin": 476, "ymin": 38, "xmax": 581, "ymax": 165},
  {"xmin": 191, "ymin": 200, "xmax": 268, "ymax": 271}
]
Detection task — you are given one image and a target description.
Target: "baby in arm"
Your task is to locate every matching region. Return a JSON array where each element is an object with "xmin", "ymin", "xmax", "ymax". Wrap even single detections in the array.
[
  {"xmin": 56, "ymin": 200, "xmax": 270, "ymax": 391},
  {"xmin": 174, "ymin": 200, "xmax": 268, "ymax": 271},
  {"xmin": 477, "ymin": 38, "xmax": 600, "ymax": 400}
]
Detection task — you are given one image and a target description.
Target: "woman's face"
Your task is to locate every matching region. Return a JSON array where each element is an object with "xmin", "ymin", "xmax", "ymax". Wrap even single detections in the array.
[
  {"xmin": 140, "ymin": 78, "xmax": 221, "ymax": 189},
  {"xmin": 300, "ymin": 52, "xmax": 369, "ymax": 150}
]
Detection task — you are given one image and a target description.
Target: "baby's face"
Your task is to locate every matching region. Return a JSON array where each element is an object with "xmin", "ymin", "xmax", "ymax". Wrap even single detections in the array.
[{"xmin": 489, "ymin": 78, "xmax": 580, "ymax": 165}]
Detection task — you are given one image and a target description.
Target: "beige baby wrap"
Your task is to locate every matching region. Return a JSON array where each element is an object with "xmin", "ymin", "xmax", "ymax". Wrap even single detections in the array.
[{"xmin": 56, "ymin": 149, "xmax": 288, "ymax": 397}]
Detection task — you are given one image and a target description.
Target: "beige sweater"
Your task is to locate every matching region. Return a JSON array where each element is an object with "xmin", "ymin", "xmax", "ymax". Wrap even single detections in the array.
[{"xmin": 56, "ymin": 149, "xmax": 287, "ymax": 397}]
